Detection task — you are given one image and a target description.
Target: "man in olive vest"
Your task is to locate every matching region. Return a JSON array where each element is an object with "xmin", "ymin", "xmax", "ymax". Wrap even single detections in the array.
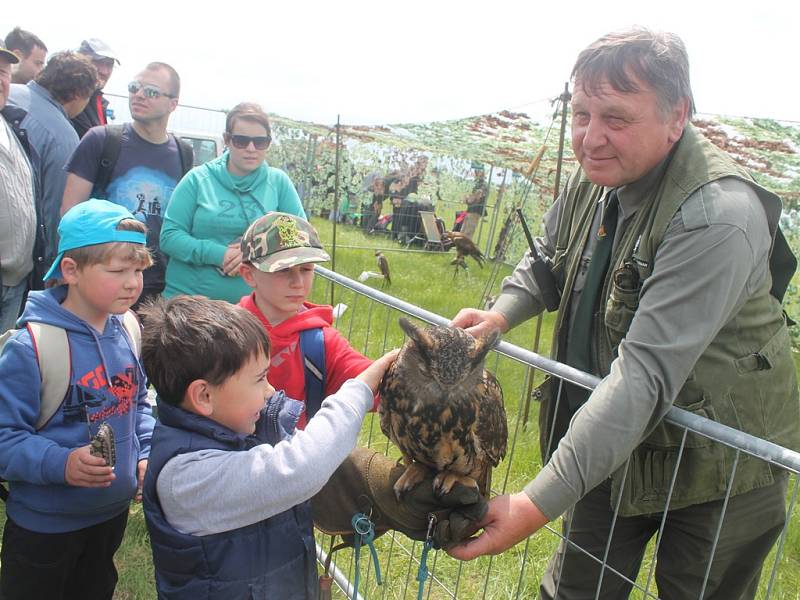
[{"xmin": 448, "ymin": 28, "xmax": 800, "ymax": 600}]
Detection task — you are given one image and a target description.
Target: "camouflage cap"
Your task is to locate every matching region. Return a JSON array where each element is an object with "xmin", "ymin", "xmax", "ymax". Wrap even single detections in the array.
[{"xmin": 241, "ymin": 212, "xmax": 330, "ymax": 273}]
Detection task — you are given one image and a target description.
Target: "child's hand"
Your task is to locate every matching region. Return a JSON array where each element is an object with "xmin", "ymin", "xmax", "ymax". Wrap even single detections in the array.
[
  {"xmin": 356, "ymin": 349, "xmax": 400, "ymax": 393},
  {"xmin": 65, "ymin": 445, "xmax": 115, "ymax": 488},
  {"xmin": 222, "ymin": 243, "xmax": 243, "ymax": 276},
  {"xmin": 134, "ymin": 459, "xmax": 148, "ymax": 502}
]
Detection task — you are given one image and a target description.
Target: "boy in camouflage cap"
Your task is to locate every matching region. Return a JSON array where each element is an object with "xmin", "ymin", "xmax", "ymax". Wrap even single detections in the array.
[{"xmin": 238, "ymin": 212, "xmax": 376, "ymax": 429}]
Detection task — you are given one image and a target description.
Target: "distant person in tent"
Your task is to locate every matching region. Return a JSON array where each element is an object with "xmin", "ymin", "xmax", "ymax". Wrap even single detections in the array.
[{"xmin": 460, "ymin": 162, "xmax": 487, "ymax": 239}]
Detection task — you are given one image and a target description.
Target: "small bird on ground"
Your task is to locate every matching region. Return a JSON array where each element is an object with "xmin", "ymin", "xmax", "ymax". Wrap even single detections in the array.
[
  {"xmin": 379, "ymin": 317, "xmax": 507, "ymax": 499},
  {"xmin": 375, "ymin": 250, "xmax": 391, "ymax": 287},
  {"xmin": 450, "ymin": 255, "xmax": 468, "ymax": 279},
  {"xmin": 442, "ymin": 231, "xmax": 485, "ymax": 278}
]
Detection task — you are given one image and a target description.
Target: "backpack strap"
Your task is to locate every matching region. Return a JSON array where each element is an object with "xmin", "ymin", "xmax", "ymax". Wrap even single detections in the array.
[
  {"xmin": 0, "ymin": 325, "xmax": 69, "ymax": 432},
  {"xmin": 172, "ymin": 134, "xmax": 195, "ymax": 177},
  {"xmin": 25, "ymin": 323, "xmax": 71, "ymax": 430},
  {"xmin": 93, "ymin": 124, "xmax": 125, "ymax": 199},
  {"xmin": 0, "ymin": 313, "xmax": 141, "ymax": 434},
  {"xmin": 120, "ymin": 311, "xmax": 142, "ymax": 357},
  {"xmin": 299, "ymin": 328, "xmax": 326, "ymax": 420},
  {"xmin": 0, "ymin": 324, "xmax": 69, "ymax": 501}
]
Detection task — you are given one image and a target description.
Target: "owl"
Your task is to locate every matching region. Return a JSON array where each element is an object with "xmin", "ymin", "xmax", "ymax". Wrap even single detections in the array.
[{"xmin": 379, "ymin": 317, "xmax": 507, "ymax": 499}]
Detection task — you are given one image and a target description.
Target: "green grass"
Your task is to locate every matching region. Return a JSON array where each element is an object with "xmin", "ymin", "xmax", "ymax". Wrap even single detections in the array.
[{"xmin": 0, "ymin": 216, "xmax": 797, "ymax": 599}]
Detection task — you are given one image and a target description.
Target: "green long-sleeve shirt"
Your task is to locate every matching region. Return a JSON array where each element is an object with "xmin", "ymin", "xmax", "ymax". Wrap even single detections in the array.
[{"xmin": 160, "ymin": 152, "xmax": 305, "ymax": 303}]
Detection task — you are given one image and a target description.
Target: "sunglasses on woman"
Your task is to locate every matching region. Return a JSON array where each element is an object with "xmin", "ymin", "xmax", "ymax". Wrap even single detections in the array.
[
  {"xmin": 225, "ymin": 133, "xmax": 271, "ymax": 150},
  {"xmin": 127, "ymin": 81, "xmax": 176, "ymax": 99}
]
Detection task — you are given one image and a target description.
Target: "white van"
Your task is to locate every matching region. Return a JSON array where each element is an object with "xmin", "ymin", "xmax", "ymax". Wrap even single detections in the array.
[{"xmin": 173, "ymin": 130, "xmax": 224, "ymax": 167}]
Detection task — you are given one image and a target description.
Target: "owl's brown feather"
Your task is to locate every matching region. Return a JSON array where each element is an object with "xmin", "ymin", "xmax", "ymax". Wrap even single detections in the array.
[{"xmin": 378, "ymin": 318, "xmax": 507, "ymax": 498}]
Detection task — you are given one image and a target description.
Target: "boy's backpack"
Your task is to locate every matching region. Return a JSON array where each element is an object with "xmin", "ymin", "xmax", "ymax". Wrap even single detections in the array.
[
  {"xmin": 92, "ymin": 124, "xmax": 194, "ymax": 198},
  {"xmin": 0, "ymin": 311, "xmax": 141, "ymax": 500},
  {"xmin": 299, "ymin": 328, "xmax": 326, "ymax": 420},
  {"xmin": 0, "ymin": 312, "xmax": 141, "ymax": 431}
]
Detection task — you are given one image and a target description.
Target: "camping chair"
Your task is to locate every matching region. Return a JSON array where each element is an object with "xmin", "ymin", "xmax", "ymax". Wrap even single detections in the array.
[{"xmin": 406, "ymin": 211, "xmax": 449, "ymax": 251}]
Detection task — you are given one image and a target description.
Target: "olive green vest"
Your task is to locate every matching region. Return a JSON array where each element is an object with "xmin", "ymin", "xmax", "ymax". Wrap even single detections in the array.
[{"xmin": 540, "ymin": 124, "xmax": 800, "ymax": 516}]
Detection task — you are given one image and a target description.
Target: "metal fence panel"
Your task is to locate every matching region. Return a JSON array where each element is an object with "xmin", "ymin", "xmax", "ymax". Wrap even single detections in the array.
[{"xmin": 311, "ymin": 266, "xmax": 800, "ymax": 600}]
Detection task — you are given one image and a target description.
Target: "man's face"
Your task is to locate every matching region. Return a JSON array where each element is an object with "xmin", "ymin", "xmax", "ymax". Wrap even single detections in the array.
[
  {"xmin": 92, "ymin": 57, "xmax": 115, "ymax": 89},
  {"xmin": 0, "ymin": 58, "xmax": 12, "ymax": 110},
  {"xmin": 570, "ymin": 73, "xmax": 688, "ymax": 188},
  {"xmin": 128, "ymin": 67, "xmax": 177, "ymax": 124},
  {"xmin": 12, "ymin": 45, "xmax": 46, "ymax": 84}
]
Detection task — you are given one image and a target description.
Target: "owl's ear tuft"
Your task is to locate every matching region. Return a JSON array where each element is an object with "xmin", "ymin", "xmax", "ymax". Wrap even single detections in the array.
[
  {"xmin": 470, "ymin": 328, "xmax": 501, "ymax": 364},
  {"xmin": 398, "ymin": 317, "xmax": 435, "ymax": 352}
]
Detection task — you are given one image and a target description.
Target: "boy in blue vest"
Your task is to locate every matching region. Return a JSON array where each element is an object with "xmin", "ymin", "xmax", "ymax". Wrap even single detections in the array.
[
  {"xmin": 139, "ymin": 295, "xmax": 398, "ymax": 599},
  {"xmin": 237, "ymin": 212, "xmax": 376, "ymax": 429},
  {"xmin": 0, "ymin": 199, "xmax": 156, "ymax": 600}
]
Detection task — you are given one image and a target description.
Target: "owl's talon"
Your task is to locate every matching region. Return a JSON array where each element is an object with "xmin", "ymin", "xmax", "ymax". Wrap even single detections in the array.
[
  {"xmin": 433, "ymin": 471, "xmax": 478, "ymax": 497},
  {"xmin": 393, "ymin": 462, "xmax": 428, "ymax": 501}
]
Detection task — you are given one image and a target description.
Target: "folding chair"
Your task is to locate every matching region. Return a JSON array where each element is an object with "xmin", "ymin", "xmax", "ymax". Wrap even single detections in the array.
[{"xmin": 406, "ymin": 211, "xmax": 449, "ymax": 251}]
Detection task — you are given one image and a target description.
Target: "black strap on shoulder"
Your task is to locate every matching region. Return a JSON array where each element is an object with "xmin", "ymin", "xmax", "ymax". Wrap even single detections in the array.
[
  {"xmin": 93, "ymin": 124, "xmax": 125, "ymax": 199},
  {"xmin": 172, "ymin": 134, "xmax": 195, "ymax": 177},
  {"xmin": 770, "ymin": 226, "xmax": 797, "ymax": 304},
  {"xmin": 1, "ymin": 105, "xmax": 32, "ymax": 159}
]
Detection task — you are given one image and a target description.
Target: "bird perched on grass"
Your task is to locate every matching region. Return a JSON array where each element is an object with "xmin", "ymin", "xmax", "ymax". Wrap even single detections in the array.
[
  {"xmin": 450, "ymin": 255, "xmax": 468, "ymax": 279},
  {"xmin": 442, "ymin": 231, "xmax": 485, "ymax": 277},
  {"xmin": 379, "ymin": 317, "xmax": 507, "ymax": 499},
  {"xmin": 375, "ymin": 250, "xmax": 391, "ymax": 287}
]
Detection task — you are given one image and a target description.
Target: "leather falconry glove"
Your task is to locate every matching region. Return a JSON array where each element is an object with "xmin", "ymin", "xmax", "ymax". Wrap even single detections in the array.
[{"xmin": 312, "ymin": 447, "xmax": 487, "ymax": 550}]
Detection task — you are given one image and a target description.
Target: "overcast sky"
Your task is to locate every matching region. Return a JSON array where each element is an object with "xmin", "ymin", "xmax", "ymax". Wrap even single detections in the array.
[{"xmin": 5, "ymin": 0, "xmax": 798, "ymax": 126}]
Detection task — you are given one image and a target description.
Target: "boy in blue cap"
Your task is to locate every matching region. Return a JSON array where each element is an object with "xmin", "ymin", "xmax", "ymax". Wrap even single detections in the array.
[{"xmin": 0, "ymin": 199, "xmax": 156, "ymax": 600}]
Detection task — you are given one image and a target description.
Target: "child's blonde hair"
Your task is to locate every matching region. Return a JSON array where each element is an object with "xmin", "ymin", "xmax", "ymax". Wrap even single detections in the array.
[{"xmin": 64, "ymin": 218, "xmax": 153, "ymax": 270}]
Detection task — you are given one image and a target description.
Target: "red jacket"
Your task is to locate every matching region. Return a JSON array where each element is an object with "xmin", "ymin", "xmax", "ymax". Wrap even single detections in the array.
[{"xmin": 238, "ymin": 293, "xmax": 376, "ymax": 429}]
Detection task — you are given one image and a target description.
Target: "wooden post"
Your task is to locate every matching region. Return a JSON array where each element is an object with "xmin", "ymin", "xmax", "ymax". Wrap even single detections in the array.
[
  {"xmin": 330, "ymin": 115, "xmax": 341, "ymax": 306},
  {"xmin": 485, "ymin": 168, "xmax": 508, "ymax": 257},
  {"xmin": 553, "ymin": 82, "xmax": 571, "ymax": 200}
]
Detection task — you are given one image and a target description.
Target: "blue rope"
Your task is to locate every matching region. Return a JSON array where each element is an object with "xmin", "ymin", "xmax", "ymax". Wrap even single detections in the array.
[
  {"xmin": 350, "ymin": 512, "xmax": 382, "ymax": 598},
  {"xmin": 416, "ymin": 514, "xmax": 437, "ymax": 600}
]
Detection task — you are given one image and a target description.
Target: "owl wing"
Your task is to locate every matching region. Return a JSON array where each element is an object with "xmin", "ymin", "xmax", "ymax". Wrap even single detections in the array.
[
  {"xmin": 475, "ymin": 370, "xmax": 507, "ymax": 468},
  {"xmin": 378, "ymin": 358, "xmax": 399, "ymax": 441}
]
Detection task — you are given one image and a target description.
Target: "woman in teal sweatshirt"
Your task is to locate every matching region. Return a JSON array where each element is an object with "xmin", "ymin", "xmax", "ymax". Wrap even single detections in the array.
[{"xmin": 161, "ymin": 103, "xmax": 306, "ymax": 303}]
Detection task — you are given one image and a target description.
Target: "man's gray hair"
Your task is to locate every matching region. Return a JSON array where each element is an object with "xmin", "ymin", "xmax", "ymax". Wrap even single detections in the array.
[{"xmin": 572, "ymin": 27, "xmax": 695, "ymax": 119}]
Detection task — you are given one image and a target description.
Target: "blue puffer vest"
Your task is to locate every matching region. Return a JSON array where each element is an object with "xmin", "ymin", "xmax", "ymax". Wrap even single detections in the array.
[{"xmin": 143, "ymin": 400, "xmax": 317, "ymax": 600}]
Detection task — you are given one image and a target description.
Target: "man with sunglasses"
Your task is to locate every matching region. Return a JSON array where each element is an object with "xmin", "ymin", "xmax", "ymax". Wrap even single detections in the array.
[{"xmin": 61, "ymin": 61, "xmax": 193, "ymax": 307}]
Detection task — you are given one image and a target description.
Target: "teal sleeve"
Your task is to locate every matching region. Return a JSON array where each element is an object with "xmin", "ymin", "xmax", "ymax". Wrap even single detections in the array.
[
  {"xmin": 160, "ymin": 171, "xmax": 228, "ymax": 267},
  {"xmin": 274, "ymin": 170, "xmax": 306, "ymax": 219}
]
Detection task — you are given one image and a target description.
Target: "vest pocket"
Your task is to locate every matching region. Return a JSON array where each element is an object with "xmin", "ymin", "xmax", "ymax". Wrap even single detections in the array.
[
  {"xmin": 642, "ymin": 391, "xmax": 715, "ymax": 449},
  {"xmin": 604, "ymin": 278, "xmax": 640, "ymax": 347},
  {"xmin": 614, "ymin": 437, "xmax": 728, "ymax": 516},
  {"xmin": 613, "ymin": 391, "xmax": 727, "ymax": 515}
]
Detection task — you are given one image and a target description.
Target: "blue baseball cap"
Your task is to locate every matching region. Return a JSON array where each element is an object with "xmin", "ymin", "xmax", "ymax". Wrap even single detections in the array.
[{"xmin": 44, "ymin": 200, "xmax": 146, "ymax": 281}]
